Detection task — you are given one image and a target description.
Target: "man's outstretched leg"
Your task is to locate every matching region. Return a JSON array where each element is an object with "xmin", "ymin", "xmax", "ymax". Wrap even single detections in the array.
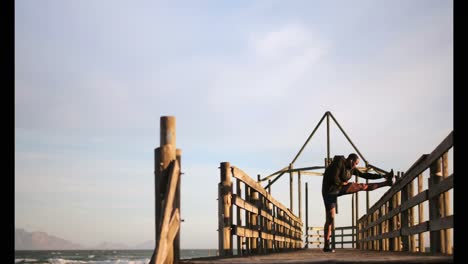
[{"xmin": 341, "ymin": 173, "xmax": 395, "ymax": 195}]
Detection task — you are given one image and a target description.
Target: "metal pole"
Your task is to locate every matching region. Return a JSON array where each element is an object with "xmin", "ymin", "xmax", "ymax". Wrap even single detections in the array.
[
  {"xmin": 328, "ymin": 112, "xmax": 368, "ymax": 165},
  {"xmin": 326, "ymin": 112, "xmax": 330, "ymax": 164},
  {"xmin": 291, "ymin": 112, "xmax": 328, "ymax": 164}
]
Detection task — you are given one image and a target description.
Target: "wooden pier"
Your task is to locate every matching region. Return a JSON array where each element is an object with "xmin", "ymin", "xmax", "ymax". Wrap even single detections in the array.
[
  {"xmin": 180, "ymin": 249, "xmax": 453, "ymax": 263},
  {"xmin": 150, "ymin": 113, "xmax": 454, "ymax": 264}
]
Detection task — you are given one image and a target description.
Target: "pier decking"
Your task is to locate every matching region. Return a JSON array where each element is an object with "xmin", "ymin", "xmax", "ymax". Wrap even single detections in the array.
[{"xmin": 181, "ymin": 249, "xmax": 453, "ymax": 263}]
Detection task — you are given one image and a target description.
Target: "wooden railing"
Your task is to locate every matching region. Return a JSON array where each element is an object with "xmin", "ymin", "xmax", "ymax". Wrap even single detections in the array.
[
  {"xmin": 218, "ymin": 162, "xmax": 303, "ymax": 256},
  {"xmin": 307, "ymin": 226, "xmax": 356, "ymax": 249},
  {"xmin": 358, "ymin": 131, "xmax": 453, "ymax": 254}
]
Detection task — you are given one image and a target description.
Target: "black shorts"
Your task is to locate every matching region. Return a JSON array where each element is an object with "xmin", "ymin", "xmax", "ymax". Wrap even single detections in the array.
[
  {"xmin": 322, "ymin": 192, "xmax": 338, "ymax": 211},
  {"xmin": 322, "ymin": 185, "xmax": 350, "ymax": 211}
]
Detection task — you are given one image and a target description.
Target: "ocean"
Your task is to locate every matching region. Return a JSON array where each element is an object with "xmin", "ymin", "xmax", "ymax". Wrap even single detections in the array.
[{"xmin": 15, "ymin": 249, "xmax": 219, "ymax": 264}]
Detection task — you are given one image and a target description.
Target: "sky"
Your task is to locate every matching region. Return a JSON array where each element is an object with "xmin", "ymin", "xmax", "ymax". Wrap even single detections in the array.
[{"xmin": 15, "ymin": 0, "xmax": 453, "ymax": 249}]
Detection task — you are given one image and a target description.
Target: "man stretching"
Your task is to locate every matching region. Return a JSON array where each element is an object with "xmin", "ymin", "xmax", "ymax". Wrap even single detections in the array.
[{"xmin": 321, "ymin": 153, "xmax": 395, "ymax": 252}]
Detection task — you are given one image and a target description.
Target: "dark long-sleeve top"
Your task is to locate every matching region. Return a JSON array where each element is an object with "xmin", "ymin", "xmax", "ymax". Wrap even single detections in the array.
[{"xmin": 321, "ymin": 156, "xmax": 383, "ymax": 195}]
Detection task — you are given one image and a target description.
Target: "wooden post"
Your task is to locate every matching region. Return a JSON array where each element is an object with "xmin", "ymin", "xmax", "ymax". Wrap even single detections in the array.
[
  {"xmin": 236, "ymin": 179, "xmax": 242, "ymax": 256},
  {"xmin": 401, "ymin": 172, "xmax": 409, "ymax": 251},
  {"xmin": 369, "ymin": 213, "xmax": 373, "ymax": 250},
  {"xmin": 384, "ymin": 202, "xmax": 389, "ymax": 251},
  {"xmin": 408, "ymin": 179, "xmax": 416, "ymax": 252},
  {"xmin": 158, "ymin": 116, "xmax": 176, "ymax": 262},
  {"xmin": 418, "ymin": 173, "xmax": 425, "ymax": 252},
  {"xmin": 251, "ymin": 191, "xmax": 259, "ymax": 253},
  {"xmin": 279, "ymin": 210, "xmax": 284, "ymax": 250},
  {"xmin": 352, "ymin": 192, "xmax": 355, "ymax": 248},
  {"xmin": 174, "ymin": 149, "xmax": 182, "ymax": 262},
  {"xmin": 366, "ymin": 163, "xmax": 369, "ymax": 214},
  {"xmin": 156, "ymin": 116, "xmax": 177, "ymax": 263},
  {"xmin": 396, "ymin": 188, "xmax": 401, "ymax": 251},
  {"xmin": 267, "ymin": 203, "xmax": 273, "ymax": 252},
  {"xmin": 366, "ymin": 183, "xmax": 369, "ymax": 214},
  {"xmin": 154, "ymin": 147, "xmax": 161, "ymax": 246},
  {"xmin": 378, "ymin": 207, "xmax": 383, "ymax": 251},
  {"xmin": 305, "ymin": 182, "xmax": 309, "ymax": 248},
  {"xmin": 245, "ymin": 186, "xmax": 251, "ymax": 254},
  {"xmin": 388, "ymin": 193, "xmax": 395, "ymax": 251},
  {"xmin": 442, "ymin": 152, "xmax": 452, "ymax": 254},
  {"xmin": 219, "ymin": 162, "xmax": 233, "ymax": 256},
  {"xmin": 429, "ymin": 158, "xmax": 443, "ymax": 253},
  {"xmin": 298, "ymin": 171, "xmax": 302, "ymax": 219},
  {"xmin": 289, "ymin": 163, "xmax": 293, "ymax": 213},
  {"xmin": 355, "ymin": 175, "xmax": 359, "ymax": 249}
]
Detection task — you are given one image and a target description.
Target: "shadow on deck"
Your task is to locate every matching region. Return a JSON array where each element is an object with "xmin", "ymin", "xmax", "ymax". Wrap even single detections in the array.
[{"xmin": 180, "ymin": 248, "xmax": 453, "ymax": 264}]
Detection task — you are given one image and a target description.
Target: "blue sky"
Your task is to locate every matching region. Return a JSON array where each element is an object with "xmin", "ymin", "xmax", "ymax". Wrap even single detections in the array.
[{"xmin": 15, "ymin": 0, "xmax": 453, "ymax": 249}]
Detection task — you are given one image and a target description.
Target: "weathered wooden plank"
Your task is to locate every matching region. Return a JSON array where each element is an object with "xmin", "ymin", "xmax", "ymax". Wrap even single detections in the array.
[
  {"xmin": 428, "ymin": 175, "xmax": 453, "ymax": 200},
  {"xmin": 168, "ymin": 210, "xmax": 180, "ymax": 246},
  {"xmin": 430, "ymin": 215, "xmax": 453, "ymax": 231},
  {"xmin": 401, "ymin": 190, "xmax": 428, "ymax": 212},
  {"xmin": 308, "ymin": 227, "xmax": 324, "ymax": 231},
  {"xmin": 166, "ymin": 209, "xmax": 181, "ymax": 264},
  {"xmin": 381, "ymin": 230, "xmax": 401, "ymax": 240},
  {"xmin": 298, "ymin": 171, "xmax": 323, "ymax": 176},
  {"xmin": 362, "ymin": 206, "xmax": 400, "ymax": 232},
  {"xmin": 260, "ymin": 209, "xmax": 273, "ymax": 221},
  {"xmin": 232, "ymin": 167, "xmax": 302, "ymax": 224},
  {"xmin": 366, "ymin": 214, "xmax": 386, "ymax": 230},
  {"xmin": 401, "ymin": 222, "xmax": 429, "ymax": 236},
  {"xmin": 261, "ymin": 232, "xmax": 274, "ymax": 240},
  {"xmin": 232, "ymin": 195, "xmax": 258, "ymax": 214},
  {"xmin": 234, "ymin": 226, "xmax": 260, "ymax": 238}
]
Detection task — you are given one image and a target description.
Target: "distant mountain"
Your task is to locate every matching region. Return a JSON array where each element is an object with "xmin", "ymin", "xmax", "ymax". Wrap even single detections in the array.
[
  {"xmin": 134, "ymin": 240, "xmax": 154, "ymax": 249},
  {"xmin": 94, "ymin": 241, "xmax": 130, "ymax": 250},
  {"xmin": 15, "ymin": 228, "xmax": 84, "ymax": 250}
]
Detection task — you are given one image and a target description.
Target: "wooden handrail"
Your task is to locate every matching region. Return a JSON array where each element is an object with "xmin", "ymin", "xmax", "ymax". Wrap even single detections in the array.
[{"xmin": 357, "ymin": 131, "xmax": 453, "ymax": 255}]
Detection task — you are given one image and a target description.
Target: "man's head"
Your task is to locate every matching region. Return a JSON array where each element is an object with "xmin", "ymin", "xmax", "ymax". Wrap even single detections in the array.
[{"xmin": 346, "ymin": 153, "xmax": 360, "ymax": 169}]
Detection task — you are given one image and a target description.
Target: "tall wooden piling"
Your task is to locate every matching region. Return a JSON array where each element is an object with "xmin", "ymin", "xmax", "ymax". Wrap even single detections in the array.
[
  {"xmin": 219, "ymin": 162, "xmax": 233, "ymax": 256},
  {"xmin": 155, "ymin": 116, "xmax": 179, "ymax": 264}
]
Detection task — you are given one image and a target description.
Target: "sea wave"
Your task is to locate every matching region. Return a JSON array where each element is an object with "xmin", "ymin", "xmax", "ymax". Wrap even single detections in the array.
[
  {"xmin": 47, "ymin": 258, "xmax": 150, "ymax": 264},
  {"xmin": 15, "ymin": 259, "xmax": 38, "ymax": 263}
]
